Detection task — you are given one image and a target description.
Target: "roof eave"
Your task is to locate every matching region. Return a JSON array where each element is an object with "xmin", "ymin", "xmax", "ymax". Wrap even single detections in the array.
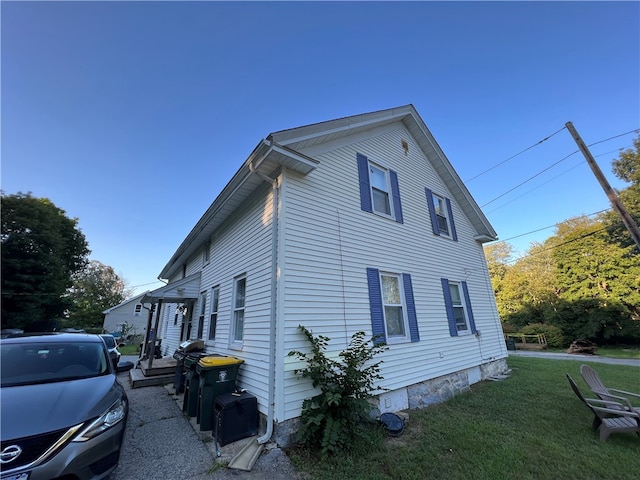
[{"xmin": 158, "ymin": 141, "xmax": 318, "ymax": 280}]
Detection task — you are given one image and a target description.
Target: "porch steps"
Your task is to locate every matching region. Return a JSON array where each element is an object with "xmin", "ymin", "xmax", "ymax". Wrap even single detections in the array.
[{"xmin": 129, "ymin": 357, "xmax": 177, "ymax": 388}]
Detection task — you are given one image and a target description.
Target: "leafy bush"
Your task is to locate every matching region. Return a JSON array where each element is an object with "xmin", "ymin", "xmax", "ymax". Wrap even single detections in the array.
[
  {"xmin": 521, "ymin": 323, "xmax": 564, "ymax": 348},
  {"xmin": 287, "ymin": 326, "xmax": 387, "ymax": 457},
  {"xmin": 500, "ymin": 322, "xmax": 519, "ymax": 334}
]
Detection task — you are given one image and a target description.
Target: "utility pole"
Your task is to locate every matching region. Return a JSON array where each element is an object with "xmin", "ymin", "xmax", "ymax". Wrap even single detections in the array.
[{"xmin": 566, "ymin": 121, "xmax": 640, "ymax": 250}]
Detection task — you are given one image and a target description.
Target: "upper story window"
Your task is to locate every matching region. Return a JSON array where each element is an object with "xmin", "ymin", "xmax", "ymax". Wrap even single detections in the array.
[
  {"xmin": 197, "ymin": 291, "xmax": 207, "ymax": 339},
  {"xmin": 231, "ymin": 275, "xmax": 247, "ymax": 344},
  {"xmin": 369, "ymin": 164, "xmax": 392, "ymax": 216},
  {"xmin": 366, "ymin": 268, "xmax": 419, "ymax": 345},
  {"xmin": 426, "ymin": 188, "xmax": 458, "ymax": 241},
  {"xmin": 208, "ymin": 286, "xmax": 220, "ymax": 340},
  {"xmin": 203, "ymin": 240, "xmax": 211, "ymax": 265},
  {"xmin": 357, "ymin": 153, "xmax": 403, "ymax": 223},
  {"xmin": 441, "ymin": 279, "xmax": 477, "ymax": 336},
  {"xmin": 133, "ymin": 304, "xmax": 142, "ymax": 316}
]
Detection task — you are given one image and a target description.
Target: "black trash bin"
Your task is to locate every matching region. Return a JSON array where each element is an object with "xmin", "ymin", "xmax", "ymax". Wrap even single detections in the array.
[
  {"xmin": 196, "ymin": 356, "xmax": 244, "ymax": 431},
  {"xmin": 213, "ymin": 391, "xmax": 258, "ymax": 446},
  {"xmin": 182, "ymin": 352, "xmax": 208, "ymax": 417},
  {"xmin": 506, "ymin": 337, "xmax": 516, "ymax": 351}
]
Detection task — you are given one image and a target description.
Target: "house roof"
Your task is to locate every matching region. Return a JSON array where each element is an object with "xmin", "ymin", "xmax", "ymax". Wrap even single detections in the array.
[
  {"xmin": 141, "ymin": 272, "xmax": 202, "ymax": 304},
  {"xmin": 102, "ymin": 291, "xmax": 150, "ymax": 315},
  {"xmin": 158, "ymin": 105, "xmax": 497, "ymax": 280}
]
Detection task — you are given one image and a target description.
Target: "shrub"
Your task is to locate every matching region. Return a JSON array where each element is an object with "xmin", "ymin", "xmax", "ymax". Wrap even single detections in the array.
[
  {"xmin": 287, "ymin": 326, "xmax": 387, "ymax": 457},
  {"xmin": 521, "ymin": 323, "xmax": 564, "ymax": 348}
]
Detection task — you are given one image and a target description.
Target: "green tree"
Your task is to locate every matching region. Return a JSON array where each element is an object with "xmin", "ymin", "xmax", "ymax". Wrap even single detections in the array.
[
  {"xmin": 483, "ymin": 242, "xmax": 513, "ymax": 297},
  {"xmin": 1, "ymin": 192, "xmax": 89, "ymax": 329},
  {"xmin": 551, "ymin": 216, "xmax": 640, "ymax": 342},
  {"xmin": 66, "ymin": 260, "xmax": 133, "ymax": 330},
  {"xmin": 495, "ymin": 242, "xmax": 558, "ymax": 326},
  {"xmin": 602, "ymin": 134, "xmax": 640, "ymax": 250}
]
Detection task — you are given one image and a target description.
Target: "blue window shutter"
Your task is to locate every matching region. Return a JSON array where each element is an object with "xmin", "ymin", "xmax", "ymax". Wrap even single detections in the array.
[
  {"xmin": 461, "ymin": 281, "xmax": 477, "ymax": 334},
  {"xmin": 366, "ymin": 268, "xmax": 386, "ymax": 345},
  {"xmin": 445, "ymin": 197, "xmax": 458, "ymax": 241},
  {"xmin": 402, "ymin": 273, "xmax": 419, "ymax": 342},
  {"xmin": 426, "ymin": 188, "xmax": 440, "ymax": 235},
  {"xmin": 441, "ymin": 278, "xmax": 458, "ymax": 336},
  {"xmin": 357, "ymin": 153, "xmax": 372, "ymax": 213},
  {"xmin": 390, "ymin": 170, "xmax": 403, "ymax": 224}
]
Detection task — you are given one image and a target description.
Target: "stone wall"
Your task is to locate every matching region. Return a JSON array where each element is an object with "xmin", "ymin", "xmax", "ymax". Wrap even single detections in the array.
[{"xmin": 270, "ymin": 357, "xmax": 509, "ymax": 447}]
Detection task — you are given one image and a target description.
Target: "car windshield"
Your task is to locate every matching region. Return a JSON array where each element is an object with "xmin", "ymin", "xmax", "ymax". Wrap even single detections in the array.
[
  {"xmin": 101, "ymin": 335, "xmax": 116, "ymax": 349},
  {"xmin": 1, "ymin": 341, "xmax": 110, "ymax": 387}
]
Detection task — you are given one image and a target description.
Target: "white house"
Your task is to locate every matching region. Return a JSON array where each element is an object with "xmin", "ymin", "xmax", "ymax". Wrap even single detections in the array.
[
  {"xmin": 102, "ymin": 291, "xmax": 150, "ymax": 338},
  {"xmin": 142, "ymin": 105, "xmax": 508, "ymax": 446}
]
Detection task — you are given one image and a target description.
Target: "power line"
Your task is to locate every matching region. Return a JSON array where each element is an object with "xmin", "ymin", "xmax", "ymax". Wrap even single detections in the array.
[
  {"xmin": 485, "ymin": 159, "xmax": 584, "ymax": 214},
  {"xmin": 587, "ymin": 128, "xmax": 640, "ymax": 148},
  {"xmin": 481, "ymin": 150, "xmax": 579, "ymax": 207},
  {"xmin": 488, "ymin": 208, "xmax": 611, "ymax": 244},
  {"xmin": 465, "ymin": 126, "xmax": 566, "ymax": 183},
  {"xmin": 479, "ymin": 128, "xmax": 639, "ymax": 208},
  {"xmin": 504, "ymin": 222, "xmax": 619, "ymax": 265}
]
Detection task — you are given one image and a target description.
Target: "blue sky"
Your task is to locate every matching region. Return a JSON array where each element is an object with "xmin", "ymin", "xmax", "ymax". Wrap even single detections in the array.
[{"xmin": 3, "ymin": 1, "xmax": 639, "ymax": 296}]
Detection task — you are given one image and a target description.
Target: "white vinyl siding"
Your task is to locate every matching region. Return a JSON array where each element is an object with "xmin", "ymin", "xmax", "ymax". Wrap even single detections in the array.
[{"xmin": 280, "ymin": 123, "xmax": 503, "ymax": 421}]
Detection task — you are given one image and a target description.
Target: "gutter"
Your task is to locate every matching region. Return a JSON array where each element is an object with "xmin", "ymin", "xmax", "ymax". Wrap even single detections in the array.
[{"xmin": 249, "ymin": 145, "xmax": 279, "ymax": 445}]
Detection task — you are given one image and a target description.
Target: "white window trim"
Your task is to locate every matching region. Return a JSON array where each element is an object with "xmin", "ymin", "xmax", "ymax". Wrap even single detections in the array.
[
  {"xmin": 379, "ymin": 271, "xmax": 410, "ymax": 344},
  {"xmin": 449, "ymin": 281, "xmax": 471, "ymax": 335},
  {"xmin": 133, "ymin": 304, "xmax": 142, "ymax": 316},
  {"xmin": 369, "ymin": 161, "xmax": 395, "ymax": 220},
  {"xmin": 230, "ymin": 274, "xmax": 247, "ymax": 348},
  {"xmin": 208, "ymin": 286, "xmax": 220, "ymax": 341},
  {"xmin": 197, "ymin": 291, "xmax": 207, "ymax": 339},
  {"xmin": 203, "ymin": 240, "xmax": 211, "ymax": 266}
]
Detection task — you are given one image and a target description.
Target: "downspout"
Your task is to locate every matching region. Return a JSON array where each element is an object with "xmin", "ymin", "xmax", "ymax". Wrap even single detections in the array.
[{"xmin": 249, "ymin": 150, "xmax": 279, "ymax": 445}]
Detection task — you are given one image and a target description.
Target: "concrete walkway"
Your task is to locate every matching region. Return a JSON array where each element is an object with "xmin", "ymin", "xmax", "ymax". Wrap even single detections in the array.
[
  {"xmin": 508, "ymin": 350, "xmax": 640, "ymax": 367},
  {"xmin": 110, "ymin": 356, "xmax": 301, "ymax": 480}
]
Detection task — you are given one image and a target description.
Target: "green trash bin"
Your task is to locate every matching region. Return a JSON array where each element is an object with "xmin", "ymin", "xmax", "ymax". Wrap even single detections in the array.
[
  {"xmin": 506, "ymin": 337, "xmax": 516, "ymax": 351},
  {"xmin": 196, "ymin": 356, "xmax": 244, "ymax": 431},
  {"xmin": 182, "ymin": 353, "xmax": 207, "ymax": 417}
]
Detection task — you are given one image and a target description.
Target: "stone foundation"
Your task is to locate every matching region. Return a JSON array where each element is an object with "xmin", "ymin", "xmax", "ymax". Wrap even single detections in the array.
[{"xmin": 271, "ymin": 357, "xmax": 509, "ymax": 448}]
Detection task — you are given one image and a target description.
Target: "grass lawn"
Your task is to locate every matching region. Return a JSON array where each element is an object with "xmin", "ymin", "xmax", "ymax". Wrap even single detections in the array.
[
  {"xmin": 289, "ymin": 356, "xmax": 640, "ymax": 480},
  {"xmin": 118, "ymin": 343, "xmax": 139, "ymax": 355}
]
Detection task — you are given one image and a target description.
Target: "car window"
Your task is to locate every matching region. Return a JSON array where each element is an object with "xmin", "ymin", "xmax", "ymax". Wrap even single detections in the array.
[
  {"xmin": 101, "ymin": 335, "xmax": 116, "ymax": 349},
  {"xmin": 1, "ymin": 342, "xmax": 110, "ymax": 387}
]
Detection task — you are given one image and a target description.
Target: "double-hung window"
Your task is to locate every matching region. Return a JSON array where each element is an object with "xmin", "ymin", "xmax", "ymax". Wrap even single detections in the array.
[
  {"xmin": 197, "ymin": 292, "xmax": 207, "ymax": 339},
  {"xmin": 426, "ymin": 188, "xmax": 457, "ymax": 241},
  {"xmin": 370, "ymin": 164, "xmax": 392, "ymax": 216},
  {"xmin": 134, "ymin": 304, "xmax": 142, "ymax": 316},
  {"xmin": 366, "ymin": 268, "xmax": 419, "ymax": 345},
  {"xmin": 357, "ymin": 153, "xmax": 403, "ymax": 223},
  {"xmin": 208, "ymin": 286, "xmax": 219, "ymax": 340},
  {"xmin": 231, "ymin": 275, "xmax": 247, "ymax": 344},
  {"xmin": 441, "ymin": 279, "xmax": 477, "ymax": 336},
  {"xmin": 203, "ymin": 240, "xmax": 211, "ymax": 265}
]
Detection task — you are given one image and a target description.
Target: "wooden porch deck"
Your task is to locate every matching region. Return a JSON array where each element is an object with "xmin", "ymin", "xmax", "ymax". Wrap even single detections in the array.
[{"xmin": 129, "ymin": 357, "xmax": 177, "ymax": 388}]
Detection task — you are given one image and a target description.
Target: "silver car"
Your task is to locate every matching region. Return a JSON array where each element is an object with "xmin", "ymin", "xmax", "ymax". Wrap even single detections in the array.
[
  {"xmin": 100, "ymin": 334, "xmax": 121, "ymax": 369},
  {"xmin": 1, "ymin": 333, "xmax": 128, "ymax": 480}
]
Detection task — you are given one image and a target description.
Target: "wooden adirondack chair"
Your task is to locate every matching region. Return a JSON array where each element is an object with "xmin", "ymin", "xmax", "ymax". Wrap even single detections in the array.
[
  {"xmin": 566, "ymin": 374, "xmax": 640, "ymax": 441},
  {"xmin": 580, "ymin": 364, "xmax": 640, "ymax": 413}
]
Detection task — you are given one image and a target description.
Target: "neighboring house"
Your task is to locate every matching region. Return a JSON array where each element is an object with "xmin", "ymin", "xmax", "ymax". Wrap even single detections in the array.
[
  {"xmin": 142, "ymin": 105, "xmax": 508, "ymax": 446},
  {"xmin": 102, "ymin": 291, "xmax": 150, "ymax": 338}
]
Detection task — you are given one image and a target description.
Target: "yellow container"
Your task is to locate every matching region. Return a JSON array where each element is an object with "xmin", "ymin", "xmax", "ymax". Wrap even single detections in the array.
[{"xmin": 198, "ymin": 356, "xmax": 244, "ymax": 368}]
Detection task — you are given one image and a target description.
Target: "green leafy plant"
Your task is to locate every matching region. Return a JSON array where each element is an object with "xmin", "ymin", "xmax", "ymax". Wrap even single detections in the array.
[
  {"xmin": 521, "ymin": 322, "xmax": 564, "ymax": 348},
  {"xmin": 288, "ymin": 325, "xmax": 388, "ymax": 457}
]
